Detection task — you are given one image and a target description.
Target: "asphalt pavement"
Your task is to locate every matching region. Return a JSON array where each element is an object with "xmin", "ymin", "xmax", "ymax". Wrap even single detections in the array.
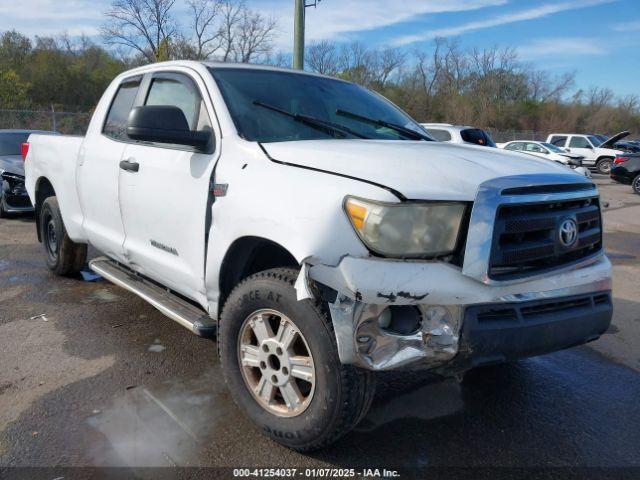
[{"xmin": 0, "ymin": 176, "xmax": 639, "ymax": 478}]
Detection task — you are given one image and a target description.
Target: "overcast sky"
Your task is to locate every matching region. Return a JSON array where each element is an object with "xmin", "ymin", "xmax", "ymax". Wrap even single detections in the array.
[{"xmin": 1, "ymin": 0, "xmax": 638, "ymax": 96}]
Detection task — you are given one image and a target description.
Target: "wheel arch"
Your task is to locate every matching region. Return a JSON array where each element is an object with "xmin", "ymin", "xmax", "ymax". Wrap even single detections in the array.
[{"xmin": 217, "ymin": 236, "xmax": 299, "ymax": 316}]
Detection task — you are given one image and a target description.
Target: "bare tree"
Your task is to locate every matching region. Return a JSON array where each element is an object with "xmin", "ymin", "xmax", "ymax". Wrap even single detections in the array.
[
  {"xmin": 102, "ymin": 0, "xmax": 177, "ymax": 62},
  {"xmin": 234, "ymin": 8, "xmax": 277, "ymax": 62},
  {"xmin": 187, "ymin": 0, "xmax": 222, "ymax": 59},
  {"xmin": 307, "ymin": 40, "xmax": 339, "ymax": 75}
]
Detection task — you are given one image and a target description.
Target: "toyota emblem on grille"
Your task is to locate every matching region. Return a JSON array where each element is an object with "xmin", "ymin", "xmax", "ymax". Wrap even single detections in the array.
[{"xmin": 559, "ymin": 218, "xmax": 578, "ymax": 247}]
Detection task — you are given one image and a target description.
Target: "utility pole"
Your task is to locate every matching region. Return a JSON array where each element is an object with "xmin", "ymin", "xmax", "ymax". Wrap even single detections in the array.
[{"xmin": 293, "ymin": 0, "xmax": 321, "ymax": 70}]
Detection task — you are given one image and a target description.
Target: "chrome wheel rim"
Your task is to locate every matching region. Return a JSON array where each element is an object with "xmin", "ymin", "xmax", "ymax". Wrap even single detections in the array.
[
  {"xmin": 634, "ymin": 177, "xmax": 640, "ymax": 193},
  {"xmin": 600, "ymin": 161, "xmax": 612, "ymax": 174},
  {"xmin": 238, "ymin": 309, "xmax": 315, "ymax": 417}
]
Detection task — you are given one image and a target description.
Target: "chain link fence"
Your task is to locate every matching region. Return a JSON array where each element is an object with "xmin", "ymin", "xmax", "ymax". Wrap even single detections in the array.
[{"xmin": 0, "ymin": 108, "xmax": 92, "ymax": 135}]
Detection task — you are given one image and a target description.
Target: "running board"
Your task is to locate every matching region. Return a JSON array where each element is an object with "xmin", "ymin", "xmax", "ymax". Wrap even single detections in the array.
[{"xmin": 89, "ymin": 257, "xmax": 216, "ymax": 338}]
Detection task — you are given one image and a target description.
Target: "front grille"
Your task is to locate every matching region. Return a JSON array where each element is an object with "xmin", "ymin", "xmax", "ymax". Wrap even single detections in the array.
[{"xmin": 489, "ymin": 195, "xmax": 602, "ymax": 279}]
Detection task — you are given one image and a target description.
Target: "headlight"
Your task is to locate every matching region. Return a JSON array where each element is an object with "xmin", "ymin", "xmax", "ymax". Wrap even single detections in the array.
[{"xmin": 344, "ymin": 196, "xmax": 467, "ymax": 257}]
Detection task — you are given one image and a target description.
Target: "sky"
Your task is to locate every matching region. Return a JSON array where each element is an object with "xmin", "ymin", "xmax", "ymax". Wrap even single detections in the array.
[{"xmin": 1, "ymin": 0, "xmax": 639, "ymax": 96}]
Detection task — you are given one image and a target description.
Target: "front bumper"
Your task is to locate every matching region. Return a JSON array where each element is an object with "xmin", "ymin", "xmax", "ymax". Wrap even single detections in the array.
[
  {"xmin": 308, "ymin": 254, "xmax": 612, "ymax": 371},
  {"xmin": 1, "ymin": 176, "xmax": 34, "ymax": 213}
]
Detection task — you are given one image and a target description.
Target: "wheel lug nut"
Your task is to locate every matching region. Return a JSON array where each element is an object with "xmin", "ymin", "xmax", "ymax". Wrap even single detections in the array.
[
  {"xmin": 276, "ymin": 347, "xmax": 283, "ymax": 355},
  {"xmin": 282, "ymin": 366, "xmax": 289, "ymax": 375},
  {"xmin": 262, "ymin": 344, "xmax": 269, "ymax": 352},
  {"xmin": 260, "ymin": 361, "xmax": 266, "ymax": 370}
]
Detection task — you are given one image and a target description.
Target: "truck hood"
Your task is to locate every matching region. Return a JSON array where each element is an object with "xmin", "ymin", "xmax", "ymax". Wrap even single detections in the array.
[
  {"xmin": 0, "ymin": 155, "xmax": 24, "ymax": 177},
  {"xmin": 600, "ymin": 131, "xmax": 630, "ymax": 149},
  {"xmin": 261, "ymin": 139, "xmax": 570, "ymax": 200}
]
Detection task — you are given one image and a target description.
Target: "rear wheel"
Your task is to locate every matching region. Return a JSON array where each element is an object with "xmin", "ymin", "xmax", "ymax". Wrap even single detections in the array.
[
  {"xmin": 633, "ymin": 175, "xmax": 640, "ymax": 195},
  {"xmin": 39, "ymin": 197, "xmax": 87, "ymax": 276},
  {"xmin": 219, "ymin": 268, "xmax": 375, "ymax": 451},
  {"xmin": 596, "ymin": 158, "xmax": 613, "ymax": 175}
]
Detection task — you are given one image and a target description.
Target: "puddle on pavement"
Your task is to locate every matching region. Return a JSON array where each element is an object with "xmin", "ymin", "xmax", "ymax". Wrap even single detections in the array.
[{"xmin": 83, "ymin": 367, "xmax": 466, "ymax": 467}]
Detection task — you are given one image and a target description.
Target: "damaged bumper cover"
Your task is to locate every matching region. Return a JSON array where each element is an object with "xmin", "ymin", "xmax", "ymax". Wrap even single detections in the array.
[{"xmin": 305, "ymin": 254, "xmax": 612, "ymax": 371}]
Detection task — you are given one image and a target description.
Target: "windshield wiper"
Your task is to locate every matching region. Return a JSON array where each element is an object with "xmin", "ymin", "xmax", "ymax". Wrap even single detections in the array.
[
  {"xmin": 335, "ymin": 109, "xmax": 431, "ymax": 141},
  {"xmin": 253, "ymin": 101, "xmax": 370, "ymax": 140}
]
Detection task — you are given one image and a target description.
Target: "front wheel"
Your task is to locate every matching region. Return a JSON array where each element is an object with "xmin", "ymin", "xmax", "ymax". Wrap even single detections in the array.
[
  {"xmin": 219, "ymin": 268, "xmax": 375, "ymax": 451},
  {"xmin": 633, "ymin": 175, "xmax": 640, "ymax": 195},
  {"xmin": 596, "ymin": 158, "xmax": 613, "ymax": 175},
  {"xmin": 39, "ymin": 197, "xmax": 87, "ymax": 276}
]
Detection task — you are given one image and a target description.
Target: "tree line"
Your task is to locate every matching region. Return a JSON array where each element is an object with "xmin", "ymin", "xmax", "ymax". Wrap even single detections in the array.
[{"xmin": 0, "ymin": 0, "xmax": 638, "ymax": 137}]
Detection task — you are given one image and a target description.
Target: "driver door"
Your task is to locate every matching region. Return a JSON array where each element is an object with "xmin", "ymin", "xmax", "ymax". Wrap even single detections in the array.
[
  {"xmin": 118, "ymin": 70, "xmax": 219, "ymax": 304},
  {"xmin": 567, "ymin": 136, "xmax": 596, "ymax": 163}
]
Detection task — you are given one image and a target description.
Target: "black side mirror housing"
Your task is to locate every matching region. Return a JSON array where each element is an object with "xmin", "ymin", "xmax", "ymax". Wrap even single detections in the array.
[{"xmin": 127, "ymin": 105, "xmax": 212, "ymax": 151}]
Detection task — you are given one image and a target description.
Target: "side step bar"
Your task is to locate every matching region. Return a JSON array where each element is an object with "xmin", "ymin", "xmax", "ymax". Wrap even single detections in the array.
[{"xmin": 89, "ymin": 257, "xmax": 216, "ymax": 338}]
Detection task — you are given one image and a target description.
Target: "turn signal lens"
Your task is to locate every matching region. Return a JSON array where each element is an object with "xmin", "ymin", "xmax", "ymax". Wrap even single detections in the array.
[{"xmin": 345, "ymin": 200, "xmax": 368, "ymax": 230}]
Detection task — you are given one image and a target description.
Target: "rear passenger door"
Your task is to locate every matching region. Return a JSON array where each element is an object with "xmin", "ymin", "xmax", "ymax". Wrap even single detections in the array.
[
  {"xmin": 118, "ymin": 70, "xmax": 219, "ymax": 305},
  {"xmin": 78, "ymin": 75, "xmax": 143, "ymax": 263}
]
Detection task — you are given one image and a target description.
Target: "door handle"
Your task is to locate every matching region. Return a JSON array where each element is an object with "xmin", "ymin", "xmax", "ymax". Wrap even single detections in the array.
[{"xmin": 119, "ymin": 159, "xmax": 139, "ymax": 172}]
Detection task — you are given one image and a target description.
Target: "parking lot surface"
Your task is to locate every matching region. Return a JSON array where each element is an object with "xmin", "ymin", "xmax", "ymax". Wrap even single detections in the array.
[{"xmin": 1, "ymin": 177, "xmax": 639, "ymax": 475}]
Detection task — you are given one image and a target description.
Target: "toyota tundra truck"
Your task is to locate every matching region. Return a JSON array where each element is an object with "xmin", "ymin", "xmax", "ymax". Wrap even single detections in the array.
[{"xmin": 24, "ymin": 61, "xmax": 613, "ymax": 451}]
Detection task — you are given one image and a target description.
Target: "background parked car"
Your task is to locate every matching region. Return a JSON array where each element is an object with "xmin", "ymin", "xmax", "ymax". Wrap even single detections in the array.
[
  {"xmin": 0, "ymin": 129, "xmax": 56, "ymax": 217},
  {"xmin": 546, "ymin": 132, "xmax": 628, "ymax": 174},
  {"xmin": 421, "ymin": 123, "xmax": 497, "ymax": 147},
  {"xmin": 498, "ymin": 140, "xmax": 591, "ymax": 178},
  {"xmin": 610, "ymin": 153, "xmax": 640, "ymax": 194}
]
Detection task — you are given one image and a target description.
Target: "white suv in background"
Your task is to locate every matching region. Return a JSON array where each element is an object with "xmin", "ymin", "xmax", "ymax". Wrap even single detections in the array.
[
  {"xmin": 546, "ymin": 132, "xmax": 628, "ymax": 174},
  {"xmin": 421, "ymin": 123, "xmax": 497, "ymax": 147}
]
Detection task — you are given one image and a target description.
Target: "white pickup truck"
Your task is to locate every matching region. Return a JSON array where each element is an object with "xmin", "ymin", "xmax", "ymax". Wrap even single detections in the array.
[
  {"xmin": 25, "ymin": 61, "xmax": 612, "ymax": 451},
  {"xmin": 547, "ymin": 132, "xmax": 629, "ymax": 174}
]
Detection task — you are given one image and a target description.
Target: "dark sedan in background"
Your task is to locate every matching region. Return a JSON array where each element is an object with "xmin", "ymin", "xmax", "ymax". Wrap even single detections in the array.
[
  {"xmin": 0, "ymin": 130, "xmax": 56, "ymax": 217},
  {"xmin": 611, "ymin": 153, "xmax": 640, "ymax": 194}
]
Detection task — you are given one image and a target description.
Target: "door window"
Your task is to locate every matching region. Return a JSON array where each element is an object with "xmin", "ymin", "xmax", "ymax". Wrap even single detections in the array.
[
  {"xmin": 425, "ymin": 128, "xmax": 452, "ymax": 142},
  {"xmin": 145, "ymin": 74, "xmax": 212, "ymax": 132},
  {"xmin": 103, "ymin": 76, "xmax": 142, "ymax": 141},
  {"xmin": 549, "ymin": 136, "xmax": 567, "ymax": 147},
  {"xmin": 525, "ymin": 143, "xmax": 545, "ymax": 153},
  {"xmin": 569, "ymin": 136, "xmax": 591, "ymax": 148},
  {"xmin": 505, "ymin": 142, "xmax": 523, "ymax": 151}
]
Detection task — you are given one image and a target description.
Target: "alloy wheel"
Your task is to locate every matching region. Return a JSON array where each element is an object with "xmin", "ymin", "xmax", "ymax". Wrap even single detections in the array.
[{"xmin": 238, "ymin": 309, "xmax": 316, "ymax": 417}]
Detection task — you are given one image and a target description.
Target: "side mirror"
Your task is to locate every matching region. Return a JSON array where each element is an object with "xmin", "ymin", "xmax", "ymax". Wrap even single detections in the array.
[{"xmin": 127, "ymin": 105, "xmax": 211, "ymax": 151}]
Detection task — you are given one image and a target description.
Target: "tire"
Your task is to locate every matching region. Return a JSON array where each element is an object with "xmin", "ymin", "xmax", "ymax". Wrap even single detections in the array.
[
  {"xmin": 633, "ymin": 175, "xmax": 640, "ymax": 195},
  {"xmin": 0, "ymin": 197, "xmax": 8, "ymax": 219},
  {"xmin": 219, "ymin": 268, "xmax": 375, "ymax": 451},
  {"xmin": 39, "ymin": 197, "xmax": 87, "ymax": 276},
  {"xmin": 596, "ymin": 158, "xmax": 613, "ymax": 175}
]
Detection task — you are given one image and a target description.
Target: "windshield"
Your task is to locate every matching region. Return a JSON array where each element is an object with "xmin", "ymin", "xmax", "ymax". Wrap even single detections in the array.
[
  {"xmin": 210, "ymin": 68, "xmax": 429, "ymax": 143},
  {"xmin": 541, "ymin": 142, "xmax": 566, "ymax": 153},
  {"xmin": 588, "ymin": 135, "xmax": 603, "ymax": 147},
  {"xmin": 0, "ymin": 132, "xmax": 30, "ymax": 156}
]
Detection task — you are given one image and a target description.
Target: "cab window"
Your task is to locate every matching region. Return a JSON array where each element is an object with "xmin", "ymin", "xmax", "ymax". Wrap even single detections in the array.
[
  {"xmin": 569, "ymin": 136, "xmax": 591, "ymax": 149},
  {"xmin": 525, "ymin": 143, "xmax": 545, "ymax": 153},
  {"xmin": 505, "ymin": 142, "xmax": 523, "ymax": 151},
  {"xmin": 103, "ymin": 76, "xmax": 142, "ymax": 141},
  {"xmin": 425, "ymin": 128, "xmax": 452, "ymax": 142},
  {"xmin": 145, "ymin": 73, "xmax": 212, "ymax": 133},
  {"xmin": 549, "ymin": 136, "xmax": 567, "ymax": 147}
]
